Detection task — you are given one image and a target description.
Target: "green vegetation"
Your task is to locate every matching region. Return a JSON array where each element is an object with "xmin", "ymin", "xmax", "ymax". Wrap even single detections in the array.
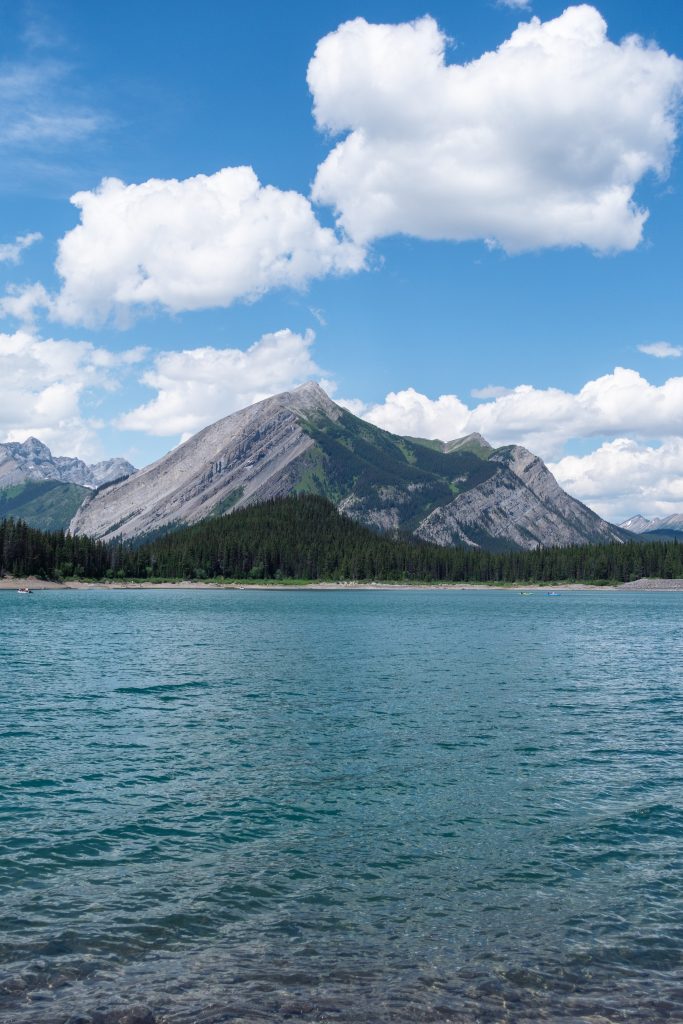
[
  {"xmin": 0, "ymin": 481, "xmax": 89, "ymax": 531},
  {"xmin": 1, "ymin": 494, "xmax": 682, "ymax": 584},
  {"xmin": 444, "ymin": 436, "xmax": 492, "ymax": 459},
  {"xmin": 297, "ymin": 410, "xmax": 497, "ymax": 531},
  {"xmin": 210, "ymin": 486, "xmax": 245, "ymax": 516}
]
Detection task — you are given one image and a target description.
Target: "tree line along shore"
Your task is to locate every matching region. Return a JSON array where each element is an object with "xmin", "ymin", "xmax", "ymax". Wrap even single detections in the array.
[{"xmin": 1, "ymin": 494, "xmax": 682, "ymax": 585}]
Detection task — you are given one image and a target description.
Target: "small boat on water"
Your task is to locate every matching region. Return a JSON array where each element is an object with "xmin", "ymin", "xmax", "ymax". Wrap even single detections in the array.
[{"xmin": 16, "ymin": 587, "xmax": 32, "ymax": 595}]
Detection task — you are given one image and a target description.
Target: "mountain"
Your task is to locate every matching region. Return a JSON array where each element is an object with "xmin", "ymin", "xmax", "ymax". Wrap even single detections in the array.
[
  {"xmin": 0, "ymin": 480, "xmax": 90, "ymax": 532},
  {"xmin": 619, "ymin": 514, "xmax": 653, "ymax": 533},
  {"xmin": 0, "ymin": 437, "xmax": 136, "ymax": 489},
  {"xmin": 619, "ymin": 513, "xmax": 683, "ymax": 536},
  {"xmin": 69, "ymin": 382, "xmax": 629, "ymax": 551}
]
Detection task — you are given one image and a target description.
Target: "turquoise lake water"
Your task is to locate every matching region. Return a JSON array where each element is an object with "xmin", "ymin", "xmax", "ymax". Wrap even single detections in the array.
[{"xmin": 0, "ymin": 589, "xmax": 682, "ymax": 1023}]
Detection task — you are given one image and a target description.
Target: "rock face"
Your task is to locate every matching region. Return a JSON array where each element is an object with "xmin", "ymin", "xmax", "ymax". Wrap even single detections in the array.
[
  {"xmin": 70, "ymin": 382, "xmax": 341, "ymax": 540},
  {"xmin": 416, "ymin": 446, "xmax": 628, "ymax": 550},
  {"xmin": 69, "ymin": 381, "xmax": 632, "ymax": 551},
  {"xmin": 619, "ymin": 513, "xmax": 683, "ymax": 535},
  {"xmin": 0, "ymin": 438, "xmax": 135, "ymax": 489}
]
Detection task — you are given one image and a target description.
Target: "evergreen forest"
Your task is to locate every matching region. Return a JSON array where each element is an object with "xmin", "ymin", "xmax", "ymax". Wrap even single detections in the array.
[{"xmin": 1, "ymin": 494, "xmax": 682, "ymax": 584}]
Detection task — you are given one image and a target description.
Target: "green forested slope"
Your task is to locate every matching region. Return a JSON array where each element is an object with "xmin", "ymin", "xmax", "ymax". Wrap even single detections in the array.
[
  {"xmin": 0, "ymin": 481, "xmax": 89, "ymax": 531},
  {"xmin": 297, "ymin": 409, "xmax": 496, "ymax": 531}
]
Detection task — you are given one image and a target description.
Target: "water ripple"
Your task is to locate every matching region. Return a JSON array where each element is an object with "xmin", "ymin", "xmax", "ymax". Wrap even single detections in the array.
[{"xmin": 0, "ymin": 589, "xmax": 682, "ymax": 1022}]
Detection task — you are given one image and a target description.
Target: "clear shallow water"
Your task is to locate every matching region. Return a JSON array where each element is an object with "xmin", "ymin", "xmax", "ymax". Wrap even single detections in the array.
[{"xmin": 0, "ymin": 589, "xmax": 682, "ymax": 1024}]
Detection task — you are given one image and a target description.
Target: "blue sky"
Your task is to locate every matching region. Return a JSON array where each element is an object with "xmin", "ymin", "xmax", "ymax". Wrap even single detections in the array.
[{"xmin": 0, "ymin": 0, "xmax": 682, "ymax": 521}]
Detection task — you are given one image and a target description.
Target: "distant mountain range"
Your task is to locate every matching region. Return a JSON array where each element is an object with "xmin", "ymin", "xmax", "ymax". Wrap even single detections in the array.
[
  {"xmin": 0, "ymin": 437, "xmax": 135, "ymax": 489},
  {"xmin": 619, "ymin": 513, "xmax": 683, "ymax": 539},
  {"xmin": 0, "ymin": 438, "xmax": 136, "ymax": 532},
  {"xmin": 67, "ymin": 382, "xmax": 630, "ymax": 551}
]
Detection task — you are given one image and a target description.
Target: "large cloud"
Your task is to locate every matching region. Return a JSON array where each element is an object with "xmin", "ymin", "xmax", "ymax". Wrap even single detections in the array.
[
  {"xmin": 309, "ymin": 7, "xmax": 683, "ymax": 251},
  {"xmin": 550, "ymin": 439, "xmax": 683, "ymax": 522},
  {"xmin": 0, "ymin": 328, "xmax": 145, "ymax": 458},
  {"xmin": 53, "ymin": 168, "xmax": 365, "ymax": 326},
  {"xmin": 116, "ymin": 328, "xmax": 322, "ymax": 438},
  {"xmin": 357, "ymin": 369, "xmax": 683, "ymax": 459}
]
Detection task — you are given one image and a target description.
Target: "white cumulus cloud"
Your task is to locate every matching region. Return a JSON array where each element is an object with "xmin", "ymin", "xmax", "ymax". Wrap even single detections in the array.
[
  {"xmin": 638, "ymin": 341, "xmax": 682, "ymax": 358},
  {"xmin": 360, "ymin": 388, "xmax": 471, "ymax": 442},
  {"xmin": 359, "ymin": 368, "xmax": 683, "ymax": 459},
  {"xmin": 0, "ymin": 328, "xmax": 144, "ymax": 458},
  {"xmin": 116, "ymin": 328, "xmax": 323, "ymax": 438},
  {"xmin": 550, "ymin": 438, "xmax": 683, "ymax": 522},
  {"xmin": 309, "ymin": 7, "xmax": 683, "ymax": 251},
  {"xmin": 52, "ymin": 168, "xmax": 365, "ymax": 326}
]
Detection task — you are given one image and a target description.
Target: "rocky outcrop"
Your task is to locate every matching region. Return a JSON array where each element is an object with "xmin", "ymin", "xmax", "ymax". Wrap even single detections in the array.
[
  {"xmin": 415, "ymin": 445, "xmax": 629, "ymax": 550},
  {"xmin": 70, "ymin": 382, "xmax": 341, "ymax": 540},
  {"xmin": 89, "ymin": 458, "xmax": 136, "ymax": 486},
  {"xmin": 0, "ymin": 438, "xmax": 135, "ymax": 489}
]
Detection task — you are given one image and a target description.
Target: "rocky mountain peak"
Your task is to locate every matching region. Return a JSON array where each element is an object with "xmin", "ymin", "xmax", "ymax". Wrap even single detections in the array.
[
  {"xmin": 22, "ymin": 436, "xmax": 52, "ymax": 456},
  {"xmin": 0, "ymin": 437, "xmax": 135, "ymax": 489},
  {"xmin": 619, "ymin": 514, "xmax": 651, "ymax": 533},
  {"xmin": 445, "ymin": 432, "xmax": 493, "ymax": 454},
  {"xmin": 279, "ymin": 380, "xmax": 341, "ymax": 420}
]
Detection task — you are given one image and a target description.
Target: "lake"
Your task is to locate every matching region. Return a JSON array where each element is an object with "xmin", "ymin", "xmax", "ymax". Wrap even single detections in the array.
[{"xmin": 1, "ymin": 589, "xmax": 682, "ymax": 1022}]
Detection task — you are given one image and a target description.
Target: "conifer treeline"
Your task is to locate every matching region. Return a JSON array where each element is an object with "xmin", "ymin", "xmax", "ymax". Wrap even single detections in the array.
[{"xmin": 1, "ymin": 494, "xmax": 682, "ymax": 583}]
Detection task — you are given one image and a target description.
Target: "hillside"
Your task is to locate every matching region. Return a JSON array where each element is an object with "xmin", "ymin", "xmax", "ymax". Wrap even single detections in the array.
[{"xmin": 0, "ymin": 481, "xmax": 90, "ymax": 531}]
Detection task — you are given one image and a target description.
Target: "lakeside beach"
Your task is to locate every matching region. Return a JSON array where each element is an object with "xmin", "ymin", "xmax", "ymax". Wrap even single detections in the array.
[{"xmin": 3, "ymin": 574, "xmax": 683, "ymax": 592}]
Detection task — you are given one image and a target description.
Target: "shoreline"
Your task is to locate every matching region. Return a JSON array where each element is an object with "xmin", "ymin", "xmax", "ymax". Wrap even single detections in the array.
[{"xmin": 2, "ymin": 576, "xmax": 683, "ymax": 592}]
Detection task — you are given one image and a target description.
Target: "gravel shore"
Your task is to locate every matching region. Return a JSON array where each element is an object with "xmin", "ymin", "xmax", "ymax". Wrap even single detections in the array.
[{"xmin": 2, "ymin": 576, "xmax": 683, "ymax": 592}]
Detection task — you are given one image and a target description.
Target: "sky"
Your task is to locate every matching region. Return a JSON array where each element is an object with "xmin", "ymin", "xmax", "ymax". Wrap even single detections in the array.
[{"xmin": 0, "ymin": 0, "xmax": 682, "ymax": 523}]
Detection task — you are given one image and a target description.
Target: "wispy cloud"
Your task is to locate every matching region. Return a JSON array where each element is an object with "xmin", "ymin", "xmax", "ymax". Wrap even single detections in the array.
[
  {"xmin": 638, "ymin": 341, "xmax": 682, "ymax": 358},
  {"xmin": 0, "ymin": 56, "xmax": 103, "ymax": 151},
  {"xmin": 0, "ymin": 232, "xmax": 42, "ymax": 264},
  {"xmin": 22, "ymin": 3, "xmax": 68, "ymax": 51}
]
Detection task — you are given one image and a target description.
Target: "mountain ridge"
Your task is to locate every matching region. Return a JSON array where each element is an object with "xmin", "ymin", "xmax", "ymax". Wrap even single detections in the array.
[
  {"xmin": 0, "ymin": 437, "xmax": 136, "ymax": 489},
  {"xmin": 619, "ymin": 513, "xmax": 683, "ymax": 535},
  {"xmin": 68, "ymin": 383, "xmax": 630, "ymax": 551}
]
